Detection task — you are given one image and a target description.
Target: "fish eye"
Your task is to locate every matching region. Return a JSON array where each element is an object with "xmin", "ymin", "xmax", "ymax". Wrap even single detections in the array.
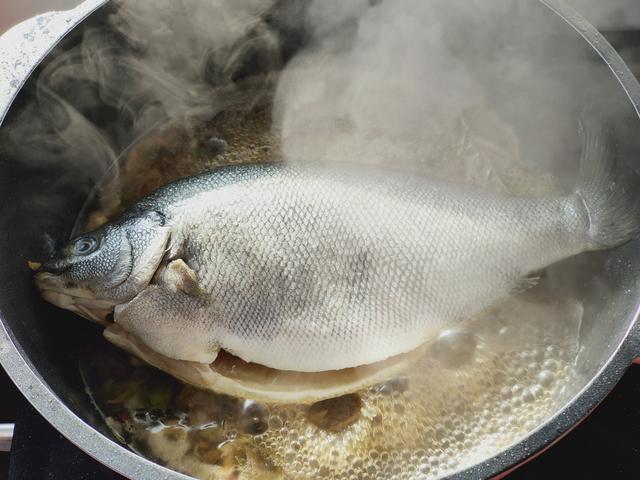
[{"xmin": 73, "ymin": 236, "xmax": 98, "ymax": 255}]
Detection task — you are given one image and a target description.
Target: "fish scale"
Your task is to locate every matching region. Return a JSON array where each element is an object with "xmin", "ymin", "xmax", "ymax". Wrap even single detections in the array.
[
  {"xmin": 36, "ymin": 117, "xmax": 640, "ymax": 377},
  {"xmin": 139, "ymin": 165, "xmax": 589, "ymax": 372}
]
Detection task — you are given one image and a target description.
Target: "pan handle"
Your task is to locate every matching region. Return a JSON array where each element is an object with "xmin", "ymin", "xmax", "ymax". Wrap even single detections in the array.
[
  {"xmin": 0, "ymin": 423, "xmax": 14, "ymax": 452},
  {"xmin": 0, "ymin": 0, "xmax": 108, "ymax": 127}
]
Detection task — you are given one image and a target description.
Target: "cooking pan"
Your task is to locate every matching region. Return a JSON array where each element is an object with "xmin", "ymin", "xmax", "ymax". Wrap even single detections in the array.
[{"xmin": 1, "ymin": 1, "xmax": 640, "ymax": 479}]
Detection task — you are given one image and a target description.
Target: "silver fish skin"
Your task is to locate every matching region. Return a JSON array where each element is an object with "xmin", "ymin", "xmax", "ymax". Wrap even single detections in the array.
[{"xmin": 35, "ymin": 116, "xmax": 640, "ymax": 372}]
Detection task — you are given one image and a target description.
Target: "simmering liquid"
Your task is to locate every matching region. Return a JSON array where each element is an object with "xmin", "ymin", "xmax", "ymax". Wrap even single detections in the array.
[
  {"xmin": 81, "ymin": 292, "xmax": 583, "ymax": 479},
  {"xmin": 78, "ymin": 99, "xmax": 586, "ymax": 479}
]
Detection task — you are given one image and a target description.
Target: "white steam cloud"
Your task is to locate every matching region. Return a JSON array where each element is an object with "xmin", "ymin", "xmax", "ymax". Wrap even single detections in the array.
[
  {"xmin": 272, "ymin": 0, "xmax": 618, "ymax": 194},
  {"xmin": 275, "ymin": 0, "xmax": 482, "ymax": 169},
  {"xmin": 0, "ymin": 0, "xmax": 630, "ymax": 229}
]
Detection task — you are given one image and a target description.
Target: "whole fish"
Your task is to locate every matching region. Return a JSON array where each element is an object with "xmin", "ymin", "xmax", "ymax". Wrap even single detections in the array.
[{"xmin": 36, "ymin": 117, "xmax": 639, "ymax": 374}]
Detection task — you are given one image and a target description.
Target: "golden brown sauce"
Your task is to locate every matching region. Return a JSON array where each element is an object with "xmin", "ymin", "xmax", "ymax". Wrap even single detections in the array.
[
  {"xmin": 79, "ymin": 98, "xmax": 585, "ymax": 479},
  {"xmin": 81, "ymin": 292, "xmax": 583, "ymax": 479}
]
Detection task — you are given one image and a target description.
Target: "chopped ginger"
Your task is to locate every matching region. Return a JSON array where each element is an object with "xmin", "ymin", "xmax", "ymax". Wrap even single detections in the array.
[{"xmin": 27, "ymin": 261, "xmax": 42, "ymax": 271}]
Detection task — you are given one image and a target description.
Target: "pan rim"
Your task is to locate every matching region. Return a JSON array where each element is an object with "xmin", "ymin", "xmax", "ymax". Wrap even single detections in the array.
[{"xmin": 0, "ymin": 1, "xmax": 639, "ymax": 479}]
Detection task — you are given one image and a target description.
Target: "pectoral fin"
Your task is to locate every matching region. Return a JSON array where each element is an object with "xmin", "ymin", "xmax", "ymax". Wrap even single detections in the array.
[
  {"xmin": 510, "ymin": 275, "xmax": 540, "ymax": 295},
  {"xmin": 157, "ymin": 259, "xmax": 205, "ymax": 297},
  {"xmin": 113, "ymin": 284, "xmax": 218, "ymax": 364}
]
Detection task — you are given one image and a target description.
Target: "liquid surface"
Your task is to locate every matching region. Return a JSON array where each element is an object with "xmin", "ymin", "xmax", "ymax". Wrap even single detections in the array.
[
  {"xmin": 81, "ymin": 293, "xmax": 583, "ymax": 479},
  {"xmin": 77, "ymin": 97, "xmax": 588, "ymax": 479}
]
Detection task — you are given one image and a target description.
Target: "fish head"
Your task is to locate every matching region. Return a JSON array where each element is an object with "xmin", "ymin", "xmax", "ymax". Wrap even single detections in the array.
[{"xmin": 35, "ymin": 210, "xmax": 171, "ymax": 324}]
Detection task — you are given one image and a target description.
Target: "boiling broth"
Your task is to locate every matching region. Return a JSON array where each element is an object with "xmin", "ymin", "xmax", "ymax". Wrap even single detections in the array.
[{"xmin": 77, "ymin": 98, "xmax": 587, "ymax": 480}]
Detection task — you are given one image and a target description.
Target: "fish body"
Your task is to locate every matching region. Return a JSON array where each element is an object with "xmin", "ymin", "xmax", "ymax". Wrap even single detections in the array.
[
  {"xmin": 116, "ymin": 165, "xmax": 584, "ymax": 372},
  {"xmin": 36, "ymin": 116, "xmax": 640, "ymax": 375}
]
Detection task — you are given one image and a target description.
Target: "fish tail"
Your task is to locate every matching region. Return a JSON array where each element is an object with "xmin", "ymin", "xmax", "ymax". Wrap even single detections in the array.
[{"xmin": 575, "ymin": 110, "xmax": 640, "ymax": 250}]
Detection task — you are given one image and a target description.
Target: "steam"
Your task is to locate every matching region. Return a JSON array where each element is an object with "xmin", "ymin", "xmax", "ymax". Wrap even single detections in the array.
[
  {"xmin": 273, "ymin": 0, "xmax": 631, "ymax": 193},
  {"xmin": 275, "ymin": 0, "xmax": 491, "ymax": 177},
  {"xmin": 1, "ymin": 0, "xmax": 280, "ymax": 169},
  {"xmin": 104, "ymin": 0, "xmax": 279, "ymax": 122},
  {"xmin": 0, "ymin": 0, "xmax": 282, "ymax": 239},
  {"xmin": 0, "ymin": 0, "xmax": 631, "ymax": 240}
]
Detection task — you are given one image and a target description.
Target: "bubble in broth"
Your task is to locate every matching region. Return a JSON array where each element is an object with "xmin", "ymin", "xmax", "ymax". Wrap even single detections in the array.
[{"xmin": 81, "ymin": 293, "xmax": 583, "ymax": 479}]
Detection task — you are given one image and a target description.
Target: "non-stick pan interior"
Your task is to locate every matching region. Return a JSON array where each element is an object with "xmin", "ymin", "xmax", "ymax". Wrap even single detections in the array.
[{"xmin": 1, "ymin": 1, "xmax": 640, "ymax": 476}]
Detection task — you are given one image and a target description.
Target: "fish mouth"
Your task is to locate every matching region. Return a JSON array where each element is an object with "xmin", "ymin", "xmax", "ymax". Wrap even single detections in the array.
[{"xmin": 35, "ymin": 271, "xmax": 116, "ymax": 325}]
